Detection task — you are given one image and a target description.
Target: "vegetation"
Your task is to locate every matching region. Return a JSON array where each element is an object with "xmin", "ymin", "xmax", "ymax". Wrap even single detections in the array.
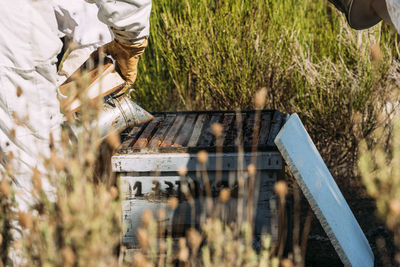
[
  {"xmin": 134, "ymin": 0, "xmax": 400, "ymax": 264},
  {"xmin": 359, "ymin": 118, "xmax": 400, "ymax": 265},
  {"xmin": 135, "ymin": 0, "xmax": 400, "ymax": 182},
  {"xmin": 2, "ymin": 0, "xmax": 400, "ymax": 266}
]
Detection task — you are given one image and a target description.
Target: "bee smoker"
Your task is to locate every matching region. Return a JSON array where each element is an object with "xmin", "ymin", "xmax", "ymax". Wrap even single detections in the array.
[{"xmin": 59, "ymin": 58, "xmax": 153, "ymax": 138}]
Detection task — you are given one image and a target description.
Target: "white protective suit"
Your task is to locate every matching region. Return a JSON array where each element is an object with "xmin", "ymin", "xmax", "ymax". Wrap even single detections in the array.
[
  {"xmin": 54, "ymin": 0, "xmax": 152, "ymax": 84},
  {"xmin": 54, "ymin": 0, "xmax": 113, "ymax": 84},
  {"xmin": 0, "ymin": 0, "xmax": 151, "ymax": 210}
]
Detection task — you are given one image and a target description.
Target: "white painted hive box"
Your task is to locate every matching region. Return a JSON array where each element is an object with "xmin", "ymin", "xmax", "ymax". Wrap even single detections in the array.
[{"xmin": 112, "ymin": 110, "xmax": 288, "ymax": 247}]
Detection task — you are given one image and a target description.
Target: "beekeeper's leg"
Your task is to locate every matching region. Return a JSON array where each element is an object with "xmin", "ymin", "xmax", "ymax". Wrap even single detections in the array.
[
  {"xmin": 0, "ymin": 1, "xmax": 63, "ymax": 264},
  {"xmin": 0, "ymin": 67, "xmax": 63, "ymax": 212}
]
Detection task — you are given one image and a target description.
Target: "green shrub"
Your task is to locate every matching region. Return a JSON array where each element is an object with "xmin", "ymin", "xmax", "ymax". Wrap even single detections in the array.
[{"xmin": 135, "ymin": 0, "xmax": 400, "ymax": 181}]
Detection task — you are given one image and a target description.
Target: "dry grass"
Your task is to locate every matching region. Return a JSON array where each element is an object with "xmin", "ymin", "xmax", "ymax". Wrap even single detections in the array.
[{"xmin": 359, "ymin": 117, "xmax": 400, "ymax": 265}]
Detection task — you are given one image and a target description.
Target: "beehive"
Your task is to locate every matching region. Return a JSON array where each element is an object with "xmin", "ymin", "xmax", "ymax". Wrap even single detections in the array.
[{"xmin": 112, "ymin": 110, "xmax": 287, "ymax": 247}]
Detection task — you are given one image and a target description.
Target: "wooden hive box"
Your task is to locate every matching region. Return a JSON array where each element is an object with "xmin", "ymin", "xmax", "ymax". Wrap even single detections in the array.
[{"xmin": 112, "ymin": 110, "xmax": 288, "ymax": 247}]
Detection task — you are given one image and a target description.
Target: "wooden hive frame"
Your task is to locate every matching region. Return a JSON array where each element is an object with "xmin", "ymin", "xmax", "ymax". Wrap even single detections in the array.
[{"xmin": 115, "ymin": 110, "xmax": 287, "ymax": 154}]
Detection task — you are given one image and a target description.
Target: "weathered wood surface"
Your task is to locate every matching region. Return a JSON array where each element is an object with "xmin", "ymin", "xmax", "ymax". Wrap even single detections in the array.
[
  {"xmin": 197, "ymin": 114, "xmax": 221, "ymax": 147},
  {"xmin": 258, "ymin": 112, "xmax": 271, "ymax": 146},
  {"xmin": 267, "ymin": 111, "xmax": 286, "ymax": 147},
  {"xmin": 160, "ymin": 114, "xmax": 186, "ymax": 147},
  {"xmin": 120, "ymin": 126, "xmax": 145, "ymax": 152},
  {"xmin": 132, "ymin": 117, "xmax": 162, "ymax": 148},
  {"xmin": 219, "ymin": 113, "xmax": 235, "ymax": 146},
  {"xmin": 117, "ymin": 110, "xmax": 286, "ymax": 154},
  {"xmin": 244, "ymin": 112, "xmax": 256, "ymax": 147},
  {"xmin": 148, "ymin": 114, "xmax": 176, "ymax": 148},
  {"xmin": 187, "ymin": 114, "xmax": 208, "ymax": 147},
  {"xmin": 173, "ymin": 114, "xmax": 197, "ymax": 147}
]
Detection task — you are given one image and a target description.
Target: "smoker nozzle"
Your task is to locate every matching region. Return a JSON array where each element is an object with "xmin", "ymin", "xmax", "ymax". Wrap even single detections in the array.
[{"xmin": 98, "ymin": 94, "xmax": 154, "ymax": 138}]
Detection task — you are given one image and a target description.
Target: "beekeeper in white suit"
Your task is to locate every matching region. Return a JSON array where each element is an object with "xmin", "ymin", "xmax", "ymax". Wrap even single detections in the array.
[
  {"xmin": 53, "ymin": 0, "xmax": 113, "ymax": 85},
  {"xmin": 328, "ymin": 0, "xmax": 400, "ymax": 32},
  {"xmin": 53, "ymin": 0, "xmax": 150, "ymax": 88},
  {"xmin": 0, "ymin": 0, "xmax": 151, "ymax": 211}
]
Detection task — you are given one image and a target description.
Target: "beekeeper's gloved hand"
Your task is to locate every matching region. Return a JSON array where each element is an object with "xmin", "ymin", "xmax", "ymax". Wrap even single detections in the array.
[{"xmin": 101, "ymin": 38, "xmax": 148, "ymax": 95}]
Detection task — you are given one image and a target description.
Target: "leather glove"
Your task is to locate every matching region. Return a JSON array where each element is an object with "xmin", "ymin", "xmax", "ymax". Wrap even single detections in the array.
[{"xmin": 101, "ymin": 38, "xmax": 148, "ymax": 95}]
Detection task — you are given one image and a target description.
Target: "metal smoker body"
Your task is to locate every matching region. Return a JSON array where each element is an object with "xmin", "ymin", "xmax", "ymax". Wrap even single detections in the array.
[
  {"xmin": 59, "ymin": 59, "xmax": 153, "ymax": 138},
  {"xmin": 98, "ymin": 93, "xmax": 153, "ymax": 137}
]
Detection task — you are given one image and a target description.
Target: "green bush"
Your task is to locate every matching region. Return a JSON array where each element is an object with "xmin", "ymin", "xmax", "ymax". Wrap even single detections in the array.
[
  {"xmin": 136, "ymin": 0, "xmax": 395, "ymax": 110},
  {"xmin": 135, "ymin": 0, "xmax": 400, "ymax": 181}
]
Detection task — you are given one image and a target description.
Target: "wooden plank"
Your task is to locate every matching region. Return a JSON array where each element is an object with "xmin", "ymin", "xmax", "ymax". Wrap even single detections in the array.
[
  {"xmin": 173, "ymin": 114, "xmax": 198, "ymax": 147},
  {"xmin": 233, "ymin": 112, "xmax": 246, "ymax": 148},
  {"xmin": 266, "ymin": 111, "xmax": 284, "ymax": 147},
  {"xmin": 132, "ymin": 117, "xmax": 163, "ymax": 149},
  {"xmin": 197, "ymin": 114, "xmax": 221, "ymax": 147},
  {"xmin": 258, "ymin": 112, "xmax": 272, "ymax": 146},
  {"xmin": 243, "ymin": 112, "xmax": 256, "ymax": 147},
  {"xmin": 119, "ymin": 124, "xmax": 147, "ymax": 151},
  {"xmin": 275, "ymin": 114, "xmax": 374, "ymax": 267},
  {"xmin": 117, "ymin": 110, "xmax": 285, "ymax": 152},
  {"xmin": 224, "ymin": 114, "xmax": 237, "ymax": 147},
  {"xmin": 219, "ymin": 113, "xmax": 235, "ymax": 146},
  {"xmin": 160, "ymin": 115, "xmax": 186, "ymax": 147},
  {"xmin": 148, "ymin": 115, "xmax": 176, "ymax": 148},
  {"xmin": 187, "ymin": 114, "xmax": 208, "ymax": 147}
]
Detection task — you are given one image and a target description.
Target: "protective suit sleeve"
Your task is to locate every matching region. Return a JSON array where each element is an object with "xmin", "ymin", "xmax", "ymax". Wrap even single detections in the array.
[
  {"xmin": 385, "ymin": 0, "xmax": 400, "ymax": 33},
  {"xmin": 85, "ymin": 0, "xmax": 152, "ymax": 44}
]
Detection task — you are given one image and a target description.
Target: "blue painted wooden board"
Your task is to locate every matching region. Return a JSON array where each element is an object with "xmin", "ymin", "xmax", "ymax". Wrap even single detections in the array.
[{"xmin": 274, "ymin": 113, "xmax": 373, "ymax": 267}]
